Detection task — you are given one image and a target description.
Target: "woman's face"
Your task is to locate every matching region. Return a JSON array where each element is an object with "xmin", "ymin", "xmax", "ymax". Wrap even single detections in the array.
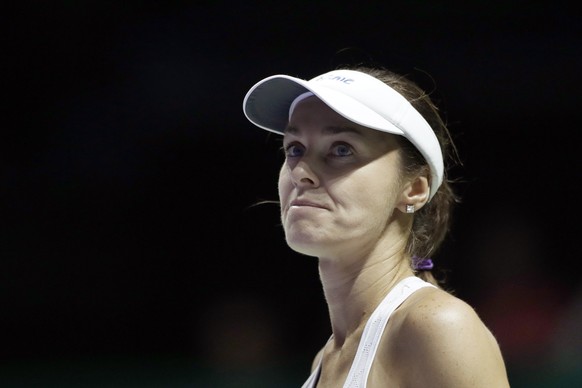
[{"xmin": 278, "ymin": 96, "xmax": 407, "ymax": 259}]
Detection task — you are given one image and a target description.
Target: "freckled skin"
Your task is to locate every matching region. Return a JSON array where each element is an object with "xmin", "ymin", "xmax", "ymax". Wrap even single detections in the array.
[{"xmin": 379, "ymin": 287, "xmax": 509, "ymax": 387}]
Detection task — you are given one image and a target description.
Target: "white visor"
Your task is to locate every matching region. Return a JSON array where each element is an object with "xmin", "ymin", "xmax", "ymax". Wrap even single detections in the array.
[{"xmin": 242, "ymin": 69, "xmax": 444, "ymax": 201}]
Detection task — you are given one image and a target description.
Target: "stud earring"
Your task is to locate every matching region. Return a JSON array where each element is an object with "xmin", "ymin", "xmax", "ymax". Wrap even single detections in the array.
[{"xmin": 406, "ymin": 204, "xmax": 415, "ymax": 213}]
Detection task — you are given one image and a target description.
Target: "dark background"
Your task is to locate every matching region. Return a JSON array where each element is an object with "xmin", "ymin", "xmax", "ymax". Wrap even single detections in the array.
[{"xmin": 2, "ymin": 1, "xmax": 581, "ymax": 387}]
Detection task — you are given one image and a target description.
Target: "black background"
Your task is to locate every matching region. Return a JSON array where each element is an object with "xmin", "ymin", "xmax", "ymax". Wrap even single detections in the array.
[{"xmin": 2, "ymin": 1, "xmax": 581, "ymax": 387}]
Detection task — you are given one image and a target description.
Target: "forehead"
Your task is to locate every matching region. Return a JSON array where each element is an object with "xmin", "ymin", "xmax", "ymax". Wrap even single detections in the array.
[
  {"xmin": 287, "ymin": 96, "xmax": 350, "ymax": 126},
  {"xmin": 285, "ymin": 96, "xmax": 393, "ymax": 142}
]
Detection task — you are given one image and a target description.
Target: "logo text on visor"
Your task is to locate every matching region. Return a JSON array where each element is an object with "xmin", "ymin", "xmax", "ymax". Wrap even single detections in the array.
[{"xmin": 315, "ymin": 75, "xmax": 355, "ymax": 84}]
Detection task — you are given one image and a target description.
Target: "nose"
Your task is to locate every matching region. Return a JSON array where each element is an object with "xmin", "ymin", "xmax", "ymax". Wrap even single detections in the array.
[{"xmin": 289, "ymin": 159, "xmax": 320, "ymax": 188}]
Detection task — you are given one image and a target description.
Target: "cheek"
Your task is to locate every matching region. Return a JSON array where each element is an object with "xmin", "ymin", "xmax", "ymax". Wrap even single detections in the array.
[
  {"xmin": 342, "ymin": 172, "xmax": 401, "ymax": 219},
  {"xmin": 277, "ymin": 167, "xmax": 291, "ymax": 203},
  {"xmin": 348, "ymin": 186, "xmax": 391, "ymax": 216}
]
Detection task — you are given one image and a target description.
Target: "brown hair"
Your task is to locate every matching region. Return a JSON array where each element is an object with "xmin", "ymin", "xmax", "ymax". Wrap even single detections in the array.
[{"xmin": 344, "ymin": 66, "xmax": 461, "ymax": 288}]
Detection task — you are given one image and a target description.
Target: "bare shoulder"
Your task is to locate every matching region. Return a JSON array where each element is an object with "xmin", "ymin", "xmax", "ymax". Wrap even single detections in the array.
[
  {"xmin": 401, "ymin": 287, "xmax": 488, "ymax": 337},
  {"xmin": 384, "ymin": 286, "xmax": 510, "ymax": 387},
  {"xmin": 310, "ymin": 344, "xmax": 325, "ymax": 372}
]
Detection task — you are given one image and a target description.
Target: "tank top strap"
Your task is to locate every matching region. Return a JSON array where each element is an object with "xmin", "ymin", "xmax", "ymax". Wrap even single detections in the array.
[
  {"xmin": 301, "ymin": 335, "xmax": 332, "ymax": 388},
  {"xmin": 343, "ymin": 276, "xmax": 436, "ymax": 388},
  {"xmin": 301, "ymin": 362, "xmax": 321, "ymax": 388},
  {"xmin": 301, "ymin": 276, "xmax": 435, "ymax": 388}
]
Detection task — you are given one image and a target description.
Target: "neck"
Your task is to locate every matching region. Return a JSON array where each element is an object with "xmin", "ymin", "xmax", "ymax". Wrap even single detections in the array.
[{"xmin": 318, "ymin": 249, "xmax": 414, "ymax": 346}]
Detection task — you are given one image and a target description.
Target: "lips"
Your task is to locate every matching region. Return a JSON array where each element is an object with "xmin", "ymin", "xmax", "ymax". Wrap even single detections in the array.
[{"xmin": 289, "ymin": 199, "xmax": 328, "ymax": 210}]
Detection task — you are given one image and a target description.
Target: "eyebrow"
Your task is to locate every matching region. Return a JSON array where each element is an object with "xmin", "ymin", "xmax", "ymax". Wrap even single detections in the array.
[{"xmin": 284, "ymin": 125, "xmax": 364, "ymax": 136}]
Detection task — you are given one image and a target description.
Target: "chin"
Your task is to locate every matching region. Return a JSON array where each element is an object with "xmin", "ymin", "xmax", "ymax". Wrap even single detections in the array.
[
  {"xmin": 282, "ymin": 219, "xmax": 335, "ymax": 256},
  {"xmin": 285, "ymin": 235, "xmax": 330, "ymax": 258},
  {"xmin": 287, "ymin": 244, "xmax": 318, "ymax": 257}
]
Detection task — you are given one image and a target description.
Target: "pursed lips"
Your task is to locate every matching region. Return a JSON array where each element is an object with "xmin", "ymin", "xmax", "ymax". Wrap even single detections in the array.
[{"xmin": 288, "ymin": 199, "xmax": 329, "ymax": 210}]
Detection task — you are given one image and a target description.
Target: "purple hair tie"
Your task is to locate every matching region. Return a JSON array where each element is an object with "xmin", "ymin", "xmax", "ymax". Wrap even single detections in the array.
[{"xmin": 412, "ymin": 256, "xmax": 434, "ymax": 271}]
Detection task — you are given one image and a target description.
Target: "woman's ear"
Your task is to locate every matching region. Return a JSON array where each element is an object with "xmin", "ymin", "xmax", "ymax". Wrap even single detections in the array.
[{"xmin": 396, "ymin": 175, "xmax": 430, "ymax": 214}]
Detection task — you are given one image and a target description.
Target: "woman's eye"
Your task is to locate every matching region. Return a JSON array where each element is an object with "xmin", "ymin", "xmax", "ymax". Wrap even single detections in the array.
[
  {"xmin": 332, "ymin": 143, "xmax": 353, "ymax": 157},
  {"xmin": 284, "ymin": 143, "xmax": 304, "ymax": 157}
]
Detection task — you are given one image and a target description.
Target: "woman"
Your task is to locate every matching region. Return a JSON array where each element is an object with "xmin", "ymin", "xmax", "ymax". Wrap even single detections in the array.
[{"xmin": 242, "ymin": 67, "xmax": 510, "ymax": 387}]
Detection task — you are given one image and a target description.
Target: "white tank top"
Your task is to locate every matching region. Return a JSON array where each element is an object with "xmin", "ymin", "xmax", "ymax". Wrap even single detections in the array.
[{"xmin": 301, "ymin": 276, "xmax": 436, "ymax": 388}]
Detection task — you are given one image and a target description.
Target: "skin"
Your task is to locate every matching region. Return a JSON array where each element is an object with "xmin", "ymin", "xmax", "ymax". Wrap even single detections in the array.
[{"xmin": 278, "ymin": 96, "xmax": 510, "ymax": 387}]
